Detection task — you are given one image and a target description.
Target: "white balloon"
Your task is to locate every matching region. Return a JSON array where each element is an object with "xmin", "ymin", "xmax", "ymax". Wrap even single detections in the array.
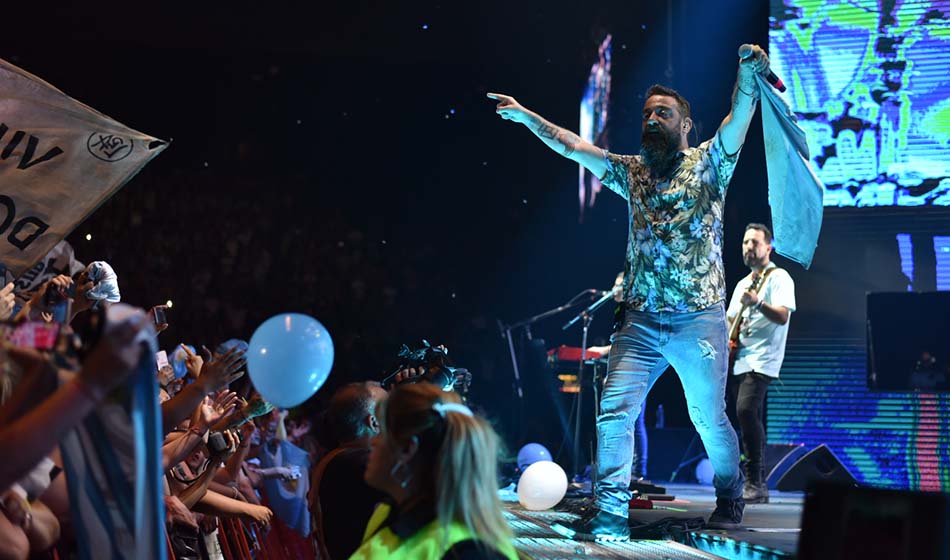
[{"xmin": 517, "ymin": 460, "xmax": 568, "ymax": 511}]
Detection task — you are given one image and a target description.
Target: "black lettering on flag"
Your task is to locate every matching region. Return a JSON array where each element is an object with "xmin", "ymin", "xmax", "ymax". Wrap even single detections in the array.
[
  {"xmin": 8, "ymin": 217, "xmax": 49, "ymax": 250},
  {"xmin": 0, "ymin": 123, "xmax": 64, "ymax": 169},
  {"xmin": 0, "ymin": 195, "xmax": 14, "ymax": 235},
  {"xmin": 0, "ymin": 195, "xmax": 50, "ymax": 250}
]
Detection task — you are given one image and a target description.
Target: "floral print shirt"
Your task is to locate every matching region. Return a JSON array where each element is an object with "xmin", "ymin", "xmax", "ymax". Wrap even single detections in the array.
[{"xmin": 600, "ymin": 133, "xmax": 741, "ymax": 313}]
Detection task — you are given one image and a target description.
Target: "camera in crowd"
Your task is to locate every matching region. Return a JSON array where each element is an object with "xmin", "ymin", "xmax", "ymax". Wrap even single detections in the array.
[
  {"xmin": 207, "ymin": 431, "xmax": 230, "ymax": 454},
  {"xmin": 382, "ymin": 340, "xmax": 471, "ymax": 395},
  {"xmin": 43, "ymin": 283, "xmax": 75, "ymax": 324}
]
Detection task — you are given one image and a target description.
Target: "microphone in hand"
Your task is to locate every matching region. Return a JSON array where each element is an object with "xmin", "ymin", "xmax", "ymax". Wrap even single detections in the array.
[{"xmin": 738, "ymin": 44, "xmax": 786, "ymax": 93}]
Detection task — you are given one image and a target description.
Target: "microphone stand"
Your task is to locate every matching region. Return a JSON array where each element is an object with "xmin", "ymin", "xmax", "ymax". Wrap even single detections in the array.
[
  {"xmin": 562, "ymin": 289, "xmax": 616, "ymax": 483},
  {"xmin": 498, "ymin": 290, "xmax": 600, "ymax": 400}
]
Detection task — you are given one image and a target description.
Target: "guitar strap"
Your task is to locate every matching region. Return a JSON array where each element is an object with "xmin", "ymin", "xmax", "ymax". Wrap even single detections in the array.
[
  {"xmin": 751, "ymin": 267, "xmax": 777, "ymax": 302},
  {"xmin": 731, "ymin": 266, "xmax": 779, "ymax": 345},
  {"xmin": 756, "ymin": 267, "xmax": 777, "ymax": 295}
]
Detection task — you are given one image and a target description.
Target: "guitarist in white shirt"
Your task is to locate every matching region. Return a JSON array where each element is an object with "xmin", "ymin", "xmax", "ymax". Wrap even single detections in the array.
[{"xmin": 726, "ymin": 223, "xmax": 796, "ymax": 504}]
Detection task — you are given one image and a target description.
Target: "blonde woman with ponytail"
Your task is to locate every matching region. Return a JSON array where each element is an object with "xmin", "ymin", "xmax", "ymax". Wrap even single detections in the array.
[{"xmin": 351, "ymin": 383, "xmax": 518, "ymax": 559}]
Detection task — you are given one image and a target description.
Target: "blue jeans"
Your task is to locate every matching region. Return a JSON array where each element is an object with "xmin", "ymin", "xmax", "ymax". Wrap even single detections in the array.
[{"xmin": 595, "ymin": 303, "xmax": 743, "ymax": 517}]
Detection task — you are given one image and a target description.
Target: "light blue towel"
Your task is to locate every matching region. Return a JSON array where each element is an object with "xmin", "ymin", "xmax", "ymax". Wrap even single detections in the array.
[
  {"xmin": 85, "ymin": 261, "xmax": 121, "ymax": 303},
  {"xmin": 757, "ymin": 74, "xmax": 825, "ymax": 269}
]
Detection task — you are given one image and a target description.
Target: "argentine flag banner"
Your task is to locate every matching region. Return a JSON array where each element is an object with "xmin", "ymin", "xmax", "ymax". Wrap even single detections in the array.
[{"xmin": 0, "ymin": 58, "xmax": 166, "ymax": 277}]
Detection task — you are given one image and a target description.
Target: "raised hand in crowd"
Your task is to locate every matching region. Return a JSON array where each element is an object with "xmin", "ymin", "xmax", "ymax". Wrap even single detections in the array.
[
  {"xmin": 208, "ymin": 429, "xmax": 239, "ymax": 463},
  {"xmin": 182, "ymin": 344, "xmax": 204, "ymax": 380},
  {"xmin": 0, "ymin": 282, "xmax": 15, "ymax": 319},
  {"xmin": 393, "ymin": 366, "xmax": 425, "ymax": 384},
  {"xmin": 174, "ymin": 430, "xmax": 240, "ymax": 509},
  {"xmin": 194, "ymin": 390, "xmax": 240, "ymax": 431},
  {"xmin": 148, "ymin": 305, "xmax": 170, "ymax": 334},
  {"xmin": 16, "ymin": 274, "xmax": 96, "ymax": 322},
  {"xmin": 238, "ymin": 417, "xmax": 258, "ymax": 442},
  {"xmin": 162, "ymin": 345, "xmax": 246, "ymax": 433},
  {"xmin": 191, "ymin": 345, "xmax": 246, "ymax": 393},
  {"xmin": 17, "ymin": 275, "xmax": 69, "ymax": 321},
  {"xmin": 218, "ymin": 418, "xmax": 260, "ymax": 486},
  {"xmin": 392, "ymin": 344, "xmax": 449, "ymax": 384},
  {"xmin": 288, "ymin": 417, "xmax": 312, "ymax": 442},
  {"xmin": 68, "ymin": 270, "xmax": 97, "ymax": 315},
  {"xmin": 214, "ymin": 393, "xmax": 275, "ymax": 432}
]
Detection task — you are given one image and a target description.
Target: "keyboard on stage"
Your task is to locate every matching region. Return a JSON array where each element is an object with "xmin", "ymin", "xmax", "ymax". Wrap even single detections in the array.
[{"xmin": 546, "ymin": 346, "xmax": 607, "ymax": 393}]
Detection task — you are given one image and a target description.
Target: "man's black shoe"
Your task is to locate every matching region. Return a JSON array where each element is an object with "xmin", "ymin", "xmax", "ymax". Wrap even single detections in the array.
[
  {"xmin": 554, "ymin": 496, "xmax": 598, "ymax": 516},
  {"xmin": 705, "ymin": 496, "xmax": 745, "ymax": 530},
  {"xmin": 551, "ymin": 509, "xmax": 630, "ymax": 542}
]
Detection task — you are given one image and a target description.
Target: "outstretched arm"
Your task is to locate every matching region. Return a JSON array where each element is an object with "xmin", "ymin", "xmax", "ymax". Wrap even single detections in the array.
[
  {"xmin": 488, "ymin": 93, "xmax": 607, "ymax": 178},
  {"xmin": 718, "ymin": 44, "xmax": 769, "ymax": 156}
]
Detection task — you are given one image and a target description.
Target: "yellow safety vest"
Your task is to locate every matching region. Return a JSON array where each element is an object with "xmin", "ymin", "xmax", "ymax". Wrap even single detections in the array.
[{"xmin": 349, "ymin": 503, "xmax": 518, "ymax": 560}]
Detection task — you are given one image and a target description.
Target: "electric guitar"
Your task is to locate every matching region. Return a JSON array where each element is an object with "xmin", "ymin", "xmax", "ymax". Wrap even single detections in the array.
[{"xmin": 727, "ymin": 269, "xmax": 774, "ymax": 370}]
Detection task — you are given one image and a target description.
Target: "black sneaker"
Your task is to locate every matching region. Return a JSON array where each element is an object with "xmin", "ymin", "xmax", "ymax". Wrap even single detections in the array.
[
  {"xmin": 705, "ymin": 496, "xmax": 745, "ymax": 530},
  {"xmin": 551, "ymin": 509, "xmax": 630, "ymax": 542},
  {"xmin": 554, "ymin": 496, "xmax": 598, "ymax": 516}
]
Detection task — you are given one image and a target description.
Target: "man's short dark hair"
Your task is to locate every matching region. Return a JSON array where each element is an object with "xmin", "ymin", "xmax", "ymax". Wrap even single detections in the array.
[
  {"xmin": 645, "ymin": 84, "xmax": 691, "ymax": 120},
  {"xmin": 745, "ymin": 223, "xmax": 773, "ymax": 244},
  {"xmin": 327, "ymin": 381, "xmax": 382, "ymax": 446}
]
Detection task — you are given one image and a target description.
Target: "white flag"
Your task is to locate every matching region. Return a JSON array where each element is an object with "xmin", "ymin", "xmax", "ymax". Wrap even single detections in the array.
[{"xmin": 0, "ymin": 58, "xmax": 167, "ymax": 277}]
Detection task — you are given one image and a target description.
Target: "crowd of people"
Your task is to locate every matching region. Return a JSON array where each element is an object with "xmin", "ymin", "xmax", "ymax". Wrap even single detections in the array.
[{"xmin": 0, "ymin": 239, "xmax": 521, "ymax": 560}]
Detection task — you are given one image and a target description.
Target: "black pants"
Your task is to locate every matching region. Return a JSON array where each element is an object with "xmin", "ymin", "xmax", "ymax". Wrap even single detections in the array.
[
  {"xmin": 632, "ymin": 409, "xmax": 648, "ymax": 479},
  {"xmin": 727, "ymin": 371, "xmax": 772, "ymax": 475}
]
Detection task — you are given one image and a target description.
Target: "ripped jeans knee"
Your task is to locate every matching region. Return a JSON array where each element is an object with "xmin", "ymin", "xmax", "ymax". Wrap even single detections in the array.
[
  {"xmin": 597, "ymin": 410, "xmax": 631, "ymax": 429},
  {"xmin": 697, "ymin": 338, "xmax": 718, "ymax": 360}
]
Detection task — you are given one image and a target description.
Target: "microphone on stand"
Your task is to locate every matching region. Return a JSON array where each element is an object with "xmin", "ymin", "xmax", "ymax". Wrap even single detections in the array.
[
  {"xmin": 738, "ymin": 44, "xmax": 786, "ymax": 93},
  {"xmin": 563, "ymin": 288, "xmax": 616, "ymax": 331}
]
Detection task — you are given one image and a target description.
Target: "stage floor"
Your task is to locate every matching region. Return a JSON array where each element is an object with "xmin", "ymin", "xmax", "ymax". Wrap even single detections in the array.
[{"xmin": 505, "ymin": 483, "xmax": 803, "ymax": 559}]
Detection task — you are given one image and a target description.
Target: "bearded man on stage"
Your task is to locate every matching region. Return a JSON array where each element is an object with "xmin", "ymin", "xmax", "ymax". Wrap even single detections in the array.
[{"xmin": 488, "ymin": 43, "xmax": 772, "ymax": 539}]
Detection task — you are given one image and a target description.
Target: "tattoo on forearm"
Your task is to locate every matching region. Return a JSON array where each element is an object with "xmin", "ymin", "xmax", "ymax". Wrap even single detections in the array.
[
  {"xmin": 536, "ymin": 120, "xmax": 559, "ymax": 140},
  {"xmin": 537, "ymin": 120, "xmax": 581, "ymax": 157},
  {"xmin": 560, "ymin": 132, "xmax": 580, "ymax": 156}
]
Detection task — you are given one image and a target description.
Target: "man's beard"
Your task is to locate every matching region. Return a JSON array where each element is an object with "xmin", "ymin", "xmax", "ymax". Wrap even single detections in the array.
[
  {"xmin": 743, "ymin": 252, "xmax": 764, "ymax": 268},
  {"xmin": 640, "ymin": 126, "xmax": 681, "ymax": 176}
]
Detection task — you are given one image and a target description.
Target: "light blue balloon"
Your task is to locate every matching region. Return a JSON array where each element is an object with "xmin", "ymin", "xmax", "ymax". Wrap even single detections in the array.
[
  {"xmin": 695, "ymin": 458, "xmax": 714, "ymax": 485},
  {"xmin": 247, "ymin": 313, "xmax": 334, "ymax": 408},
  {"xmin": 517, "ymin": 443, "xmax": 552, "ymax": 471}
]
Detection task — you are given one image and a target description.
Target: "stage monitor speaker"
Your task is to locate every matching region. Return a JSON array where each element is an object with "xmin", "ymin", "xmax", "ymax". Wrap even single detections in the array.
[
  {"xmin": 765, "ymin": 443, "xmax": 808, "ymax": 490},
  {"xmin": 798, "ymin": 482, "xmax": 950, "ymax": 560},
  {"xmin": 776, "ymin": 444, "xmax": 857, "ymax": 492}
]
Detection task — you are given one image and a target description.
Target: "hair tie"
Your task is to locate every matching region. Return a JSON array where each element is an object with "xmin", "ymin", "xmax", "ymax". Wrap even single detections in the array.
[{"xmin": 432, "ymin": 402, "xmax": 473, "ymax": 418}]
